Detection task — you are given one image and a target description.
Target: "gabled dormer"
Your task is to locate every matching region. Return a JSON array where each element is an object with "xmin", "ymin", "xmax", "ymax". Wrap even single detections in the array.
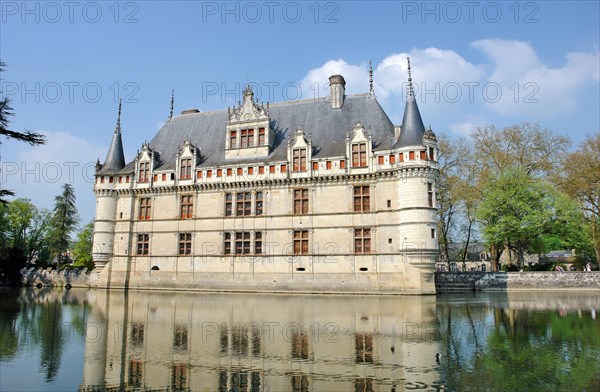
[
  {"xmin": 225, "ymin": 85, "xmax": 272, "ymax": 159},
  {"xmin": 135, "ymin": 142, "xmax": 156, "ymax": 186},
  {"xmin": 346, "ymin": 121, "xmax": 373, "ymax": 171},
  {"xmin": 287, "ymin": 126, "xmax": 312, "ymax": 174},
  {"xmin": 176, "ymin": 139, "xmax": 200, "ymax": 182}
]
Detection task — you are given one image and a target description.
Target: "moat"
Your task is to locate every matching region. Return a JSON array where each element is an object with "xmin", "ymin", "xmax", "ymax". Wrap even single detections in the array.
[{"xmin": 1, "ymin": 288, "xmax": 599, "ymax": 391}]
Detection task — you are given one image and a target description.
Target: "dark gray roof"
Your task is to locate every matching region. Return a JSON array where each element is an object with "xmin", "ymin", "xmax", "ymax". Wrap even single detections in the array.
[
  {"xmin": 127, "ymin": 94, "xmax": 396, "ymax": 172},
  {"xmin": 99, "ymin": 129, "xmax": 126, "ymax": 174},
  {"xmin": 394, "ymin": 96, "xmax": 426, "ymax": 148}
]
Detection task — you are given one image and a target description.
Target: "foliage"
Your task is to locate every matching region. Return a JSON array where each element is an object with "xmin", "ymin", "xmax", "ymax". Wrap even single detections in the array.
[
  {"xmin": 48, "ymin": 184, "xmax": 79, "ymax": 267},
  {"xmin": 71, "ymin": 222, "xmax": 94, "ymax": 270},
  {"xmin": 0, "ymin": 61, "xmax": 46, "ymax": 203}
]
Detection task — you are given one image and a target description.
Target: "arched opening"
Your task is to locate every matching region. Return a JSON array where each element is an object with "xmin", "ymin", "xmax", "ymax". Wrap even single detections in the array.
[{"xmin": 151, "ymin": 266, "xmax": 160, "ymax": 271}]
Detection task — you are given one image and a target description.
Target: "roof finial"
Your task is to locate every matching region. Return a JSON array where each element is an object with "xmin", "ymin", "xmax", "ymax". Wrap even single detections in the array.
[
  {"xmin": 169, "ymin": 90, "xmax": 174, "ymax": 121},
  {"xmin": 369, "ymin": 60, "xmax": 374, "ymax": 93},
  {"xmin": 115, "ymin": 98, "xmax": 122, "ymax": 134},
  {"xmin": 407, "ymin": 57, "xmax": 415, "ymax": 100}
]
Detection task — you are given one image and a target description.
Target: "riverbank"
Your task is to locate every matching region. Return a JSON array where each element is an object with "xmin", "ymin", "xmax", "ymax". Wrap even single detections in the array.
[{"xmin": 435, "ymin": 271, "xmax": 600, "ymax": 293}]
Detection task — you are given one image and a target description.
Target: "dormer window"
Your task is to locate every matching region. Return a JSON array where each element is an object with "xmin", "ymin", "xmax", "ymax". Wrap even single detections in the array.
[
  {"xmin": 258, "ymin": 128, "xmax": 266, "ymax": 145},
  {"xmin": 229, "ymin": 131, "xmax": 237, "ymax": 148},
  {"xmin": 138, "ymin": 162, "xmax": 150, "ymax": 182},
  {"xmin": 180, "ymin": 158, "xmax": 192, "ymax": 179},
  {"xmin": 240, "ymin": 129, "xmax": 254, "ymax": 148},
  {"xmin": 292, "ymin": 148, "xmax": 307, "ymax": 171},
  {"xmin": 352, "ymin": 143, "xmax": 367, "ymax": 167}
]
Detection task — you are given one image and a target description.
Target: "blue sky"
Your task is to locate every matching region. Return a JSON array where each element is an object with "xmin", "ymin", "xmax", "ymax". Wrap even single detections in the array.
[{"xmin": 1, "ymin": 0, "xmax": 599, "ymax": 224}]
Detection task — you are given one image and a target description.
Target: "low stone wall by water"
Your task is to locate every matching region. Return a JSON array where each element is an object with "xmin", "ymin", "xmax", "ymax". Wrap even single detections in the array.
[
  {"xmin": 20, "ymin": 267, "xmax": 90, "ymax": 288},
  {"xmin": 435, "ymin": 271, "xmax": 600, "ymax": 293}
]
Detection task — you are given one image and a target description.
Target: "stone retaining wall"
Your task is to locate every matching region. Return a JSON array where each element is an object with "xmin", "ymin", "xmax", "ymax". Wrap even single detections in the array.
[
  {"xmin": 435, "ymin": 271, "xmax": 600, "ymax": 293},
  {"xmin": 20, "ymin": 267, "xmax": 90, "ymax": 288}
]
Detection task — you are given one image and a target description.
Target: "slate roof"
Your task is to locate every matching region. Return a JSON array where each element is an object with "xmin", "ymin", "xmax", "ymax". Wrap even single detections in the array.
[
  {"xmin": 132, "ymin": 94, "xmax": 398, "ymax": 172},
  {"xmin": 98, "ymin": 129, "xmax": 126, "ymax": 174},
  {"xmin": 393, "ymin": 95, "xmax": 426, "ymax": 148}
]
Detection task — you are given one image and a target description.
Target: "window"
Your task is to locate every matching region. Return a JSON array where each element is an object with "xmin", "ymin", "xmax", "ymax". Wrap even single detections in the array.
[
  {"xmin": 179, "ymin": 233, "xmax": 192, "ymax": 255},
  {"xmin": 312, "ymin": 162, "xmax": 318, "ymax": 170},
  {"xmin": 353, "ymin": 186, "xmax": 370, "ymax": 212},
  {"xmin": 100, "ymin": 176, "xmax": 104, "ymax": 184},
  {"xmin": 420, "ymin": 150, "xmax": 427, "ymax": 160},
  {"xmin": 355, "ymin": 333, "xmax": 373, "ymax": 363},
  {"xmin": 429, "ymin": 146, "xmax": 435, "ymax": 161},
  {"xmin": 152, "ymin": 174, "xmax": 157, "ymax": 182},
  {"xmin": 129, "ymin": 360, "xmax": 143, "ymax": 386},
  {"xmin": 258, "ymin": 127, "xmax": 266, "ymax": 145},
  {"xmin": 207, "ymin": 170, "xmax": 212, "ymax": 178},
  {"xmin": 431, "ymin": 228, "xmax": 436, "ymax": 239},
  {"xmin": 171, "ymin": 363, "xmax": 187, "ymax": 390},
  {"xmin": 173, "ymin": 325, "xmax": 188, "ymax": 350},
  {"xmin": 224, "ymin": 233, "xmax": 231, "ymax": 255},
  {"xmin": 139, "ymin": 198, "xmax": 151, "ymax": 220},
  {"xmin": 236, "ymin": 192, "xmax": 252, "ymax": 216},
  {"xmin": 197, "ymin": 171, "xmax": 202, "ymax": 179},
  {"xmin": 255, "ymin": 232, "xmax": 263, "ymax": 255},
  {"xmin": 138, "ymin": 162, "xmax": 150, "ymax": 182},
  {"xmin": 248, "ymin": 129, "xmax": 254, "ymax": 146},
  {"xmin": 269, "ymin": 165, "xmax": 275, "ymax": 173},
  {"xmin": 225, "ymin": 193, "xmax": 233, "ymax": 216},
  {"xmin": 428, "ymin": 183, "xmax": 434, "ymax": 208},
  {"xmin": 293, "ymin": 231, "xmax": 309, "ymax": 255},
  {"xmin": 227, "ymin": 168, "xmax": 232, "ymax": 176},
  {"xmin": 387, "ymin": 199, "xmax": 391, "ymax": 208},
  {"xmin": 237, "ymin": 167, "xmax": 243, "ymax": 176},
  {"xmin": 137, "ymin": 234, "xmax": 149, "ymax": 255},
  {"xmin": 259, "ymin": 166, "xmax": 265, "ymax": 174},
  {"xmin": 293, "ymin": 189, "xmax": 309, "ymax": 215},
  {"xmin": 131, "ymin": 323, "xmax": 144, "ymax": 347},
  {"xmin": 217, "ymin": 169, "xmax": 222, "ymax": 177},
  {"xmin": 248, "ymin": 167, "xmax": 254, "ymax": 175},
  {"xmin": 241, "ymin": 129, "xmax": 249, "ymax": 148},
  {"xmin": 409, "ymin": 151, "xmax": 415, "ymax": 160},
  {"xmin": 292, "ymin": 149, "xmax": 307, "ymax": 171},
  {"xmin": 162, "ymin": 173, "xmax": 166, "ymax": 181},
  {"xmin": 126, "ymin": 175, "xmax": 130, "ymax": 183},
  {"xmin": 255, "ymin": 192, "xmax": 263, "ymax": 215},
  {"xmin": 109, "ymin": 176, "xmax": 114, "ymax": 183},
  {"xmin": 340, "ymin": 159, "xmax": 346, "ymax": 169},
  {"xmin": 399, "ymin": 153, "xmax": 404, "ymax": 162},
  {"xmin": 180, "ymin": 195, "xmax": 193, "ymax": 219},
  {"xmin": 229, "ymin": 130, "xmax": 237, "ymax": 148},
  {"xmin": 354, "ymin": 228, "xmax": 371, "ymax": 254},
  {"xmin": 235, "ymin": 232, "xmax": 251, "ymax": 255},
  {"xmin": 281, "ymin": 164, "xmax": 287, "ymax": 173},
  {"xmin": 378, "ymin": 156, "xmax": 384, "ymax": 165},
  {"xmin": 326, "ymin": 161, "xmax": 332, "ymax": 170},
  {"xmin": 352, "ymin": 143, "xmax": 367, "ymax": 167},
  {"xmin": 180, "ymin": 158, "xmax": 192, "ymax": 179},
  {"xmin": 389, "ymin": 154, "xmax": 396, "ymax": 164}
]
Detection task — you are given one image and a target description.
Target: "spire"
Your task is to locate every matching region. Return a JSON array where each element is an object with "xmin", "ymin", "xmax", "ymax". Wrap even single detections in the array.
[
  {"xmin": 368, "ymin": 60, "xmax": 374, "ymax": 95},
  {"xmin": 394, "ymin": 57, "xmax": 426, "ymax": 148},
  {"xmin": 101, "ymin": 101, "xmax": 126, "ymax": 173},
  {"xmin": 169, "ymin": 90, "xmax": 174, "ymax": 122}
]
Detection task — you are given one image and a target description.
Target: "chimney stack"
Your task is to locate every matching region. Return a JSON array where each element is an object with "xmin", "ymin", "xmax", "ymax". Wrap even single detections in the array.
[{"xmin": 329, "ymin": 74, "xmax": 346, "ymax": 109}]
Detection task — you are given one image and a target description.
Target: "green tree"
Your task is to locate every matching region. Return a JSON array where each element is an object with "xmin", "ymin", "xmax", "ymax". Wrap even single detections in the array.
[
  {"xmin": 476, "ymin": 167, "xmax": 588, "ymax": 267},
  {"xmin": 0, "ymin": 61, "xmax": 46, "ymax": 203},
  {"xmin": 48, "ymin": 184, "xmax": 78, "ymax": 267},
  {"xmin": 559, "ymin": 134, "xmax": 600, "ymax": 263},
  {"xmin": 71, "ymin": 222, "xmax": 94, "ymax": 270}
]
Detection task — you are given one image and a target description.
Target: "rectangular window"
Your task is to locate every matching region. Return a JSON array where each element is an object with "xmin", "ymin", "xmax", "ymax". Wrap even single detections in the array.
[
  {"xmin": 355, "ymin": 333, "xmax": 373, "ymax": 363},
  {"xmin": 180, "ymin": 195, "xmax": 193, "ymax": 219},
  {"xmin": 429, "ymin": 147, "xmax": 435, "ymax": 161},
  {"xmin": 378, "ymin": 156, "xmax": 384, "ymax": 165},
  {"xmin": 180, "ymin": 158, "xmax": 192, "ymax": 179},
  {"xmin": 255, "ymin": 192, "xmax": 263, "ymax": 215},
  {"xmin": 340, "ymin": 160, "xmax": 346, "ymax": 169},
  {"xmin": 293, "ymin": 231, "xmax": 309, "ymax": 255},
  {"xmin": 352, "ymin": 143, "xmax": 367, "ymax": 167},
  {"xmin": 269, "ymin": 165, "xmax": 275, "ymax": 174},
  {"xmin": 227, "ymin": 168, "xmax": 232, "ymax": 176},
  {"xmin": 237, "ymin": 167, "xmax": 243, "ymax": 176},
  {"xmin": 236, "ymin": 192, "xmax": 252, "ymax": 216},
  {"xmin": 312, "ymin": 162, "xmax": 319, "ymax": 170},
  {"xmin": 258, "ymin": 127, "xmax": 266, "ymax": 145},
  {"xmin": 354, "ymin": 228, "xmax": 371, "ymax": 254},
  {"xmin": 225, "ymin": 193, "xmax": 232, "ymax": 216},
  {"xmin": 173, "ymin": 325, "xmax": 188, "ymax": 350},
  {"xmin": 293, "ymin": 189, "xmax": 309, "ymax": 215},
  {"xmin": 389, "ymin": 154, "xmax": 396, "ymax": 164},
  {"xmin": 353, "ymin": 186, "xmax": 370, "ymax": 212},
  {"xmin": 153, "ymin": 174, "xmax": 157, "ymax": 182},
  {"xmin": 230, "ymin": 130, "xmax": 237, "ymax": 148},
  {"xmin": 137, "ymin": 234, "xmax": 149, "ymax": 255},
  {"xmin": 131, "ymin": 323, "xmax": 144, "ymax": 347},
  {"xmin": 259, "ymin": 166, "xmax": 265, "ymax": 174},
  {"xmin": 161, "ymin": 173, "xmax": 166, "ymax": 181},
  {"xmin": 138, "ymin": 162, "xmax": 150, "ymax": 182},
  {"xmin": 248, "ymin": 167, "xmax": 254, "ymax": 175},
  {"xmin": 197, "ymin": 171, "xmax": 202, "ymax": 179},
  {"xmin": 129, "ymin": 360, "xmax": 143, "ymax": 386},
  {"xmin": 326, "ymin": 161, "xmax": 332, "ymax": 170},
  {"xmin": 292, "ymin": 149, "xmax": 307, "ymax": 171},
  {"xmin": 207, "ymin": 170, "xmax": 212, "ymax": 178},
  {"xmin": 281, "ymin": 164, "xmax": 287, "ymax": 173},
  {"xmin": 235, "ymin": 232, "xmax": 251, "ymax": 255},
  {"xmin": 224, "ymin": 233, "xmax": 231, "ymax": 255},
  {"xmin": 139, "ymin": 198, "xmax": 151, "ymax": 220},
  {"xmin": 420, "ymin": 151, "xmax": 427, "ymax": 160},
  {"xmin": 255, "ymin": 232, "xmax": 262, "ymax": 255},
  {"xmin": 109, "ymin": 176, "xmax": 114, "ymax": 183},
  {"xmin": 399, "ymin": 153, "xmax": 404, "ymax": 162},
  {"xmin": 118, "ymin": 176, "xmax": 123, "ymax": 183},
  {"xmin": 409, "ymin": 151, "xmax": 415, "ymax": 160},
  {"xmin": 179, "ymin": 233, "xmax": 192, "ymax": 255},
  {"xmin": 428, "ymin": 183, "xmax": 434, "ymax": 208},
  {"xmin": 217, "ymin": 169, "xmax": 222, "ymax": 177},
  {"xmin": 248, "ymin": 129, "xmax": 254, "ymax": 146},
  {"xmin": 240, "ymin": 129, "xmax": 249, "ymax": 148},
  {"xmin": 431, "ymin": 228, "xmax": 436, "ymax": 239},
  {"xmin": 126, "ymin": 175, "xmax": 130, "ymax": 183},
  {"xmin": 171, "ymin": 363, "xmax": 187, "ymax": 390}
]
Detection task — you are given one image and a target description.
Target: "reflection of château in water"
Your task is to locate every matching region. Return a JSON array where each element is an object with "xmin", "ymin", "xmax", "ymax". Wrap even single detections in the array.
[{"xmin": 79, "ymin": 290, "xmax": 442, "ymax": 391}]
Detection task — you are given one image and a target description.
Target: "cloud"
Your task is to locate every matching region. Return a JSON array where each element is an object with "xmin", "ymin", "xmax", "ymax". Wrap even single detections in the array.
[
  {"xmin": 472, "ymin": 39, "xmax": 600, "ymax": 116},
  {"xmin": 2, "ymin": 130, "xmax": 104, "ymax": 224},
  {"xmin": 299, "ymin": 59, "xmax": 369, "ymax": 100}
]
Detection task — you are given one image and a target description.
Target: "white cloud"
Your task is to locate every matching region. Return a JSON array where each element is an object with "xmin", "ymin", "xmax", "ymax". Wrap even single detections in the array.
[
  {"xmin": 2, "ymin": 130, "xmax": 104, "ymax": 224},
  {"xmin": 299, "ymin": 59, "xmax": 369, "ymax": 100},
  {"xmin": 449, "ymin": 115, "xmax": 489, "ymax": 136}
]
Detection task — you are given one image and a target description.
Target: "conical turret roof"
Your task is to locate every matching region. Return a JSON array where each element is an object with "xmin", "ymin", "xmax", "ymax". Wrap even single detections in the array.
[{"xmin": 99, "ymin": 101, "xmax": 126, "ymax": 173}]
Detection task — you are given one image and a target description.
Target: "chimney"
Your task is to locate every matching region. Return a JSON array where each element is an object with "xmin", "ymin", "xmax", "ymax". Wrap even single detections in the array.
[{"xmin": 329, "ymin": 74, "xmax": 346, "ymax": 109}]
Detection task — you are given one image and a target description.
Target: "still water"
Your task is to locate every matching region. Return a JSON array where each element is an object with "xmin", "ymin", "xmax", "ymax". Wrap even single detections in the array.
[{"xmin": 1, "ymin": 288, "xmax": 599, "ymax": 392}]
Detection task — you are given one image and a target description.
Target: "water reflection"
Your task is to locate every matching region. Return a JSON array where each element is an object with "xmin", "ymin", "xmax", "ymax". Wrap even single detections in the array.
[{"xmin": 1, "ymin": 289, "xmax": 599, "ymax": 391}]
